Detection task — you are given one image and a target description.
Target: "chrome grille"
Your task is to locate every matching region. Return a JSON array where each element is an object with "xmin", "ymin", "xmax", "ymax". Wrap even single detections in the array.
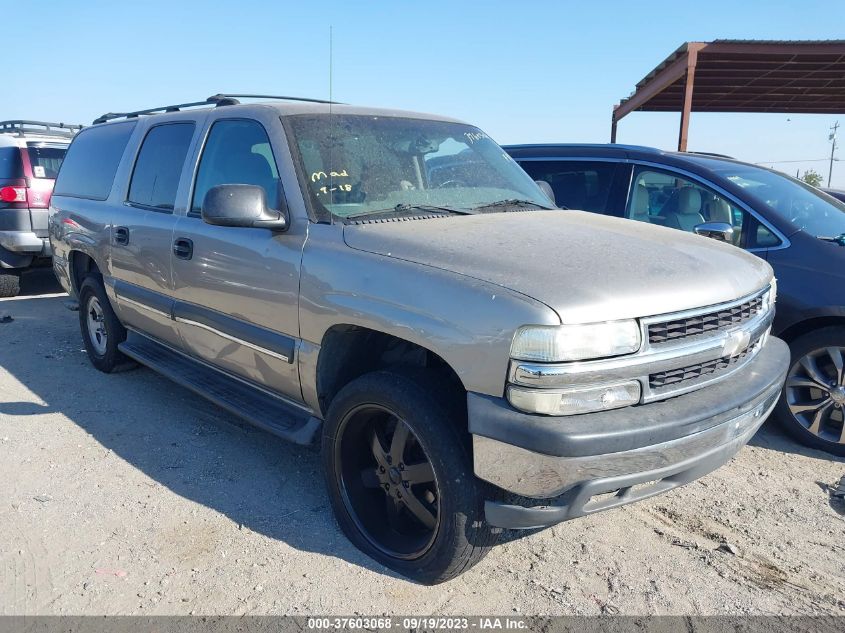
[
  {"xmin": 648, "ymin": 295, "xmax": 764, "ymax": 345},
  {"xmin": 649, "ymin": 340, "xmax": 759, "ymax": 389}
]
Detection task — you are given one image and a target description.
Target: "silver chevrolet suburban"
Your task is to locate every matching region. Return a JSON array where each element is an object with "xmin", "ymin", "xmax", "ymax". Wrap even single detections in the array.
[{"xmin": 49, "ymin": 94, "xmax": 789, "ymax": 584}]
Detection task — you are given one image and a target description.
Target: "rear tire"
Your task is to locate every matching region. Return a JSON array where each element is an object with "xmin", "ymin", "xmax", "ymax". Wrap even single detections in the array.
[
  {"xmin": 774, "ymin": 326, "xmax": 845, "ymax": 456},
  {"xmin": 322, "ymin": 369, "xmax": 499, "ymax": 584},
  {"xmin": 0, "ymin": 270, "xmax": 21, "ymax": 298},
  {"xmin": 78, "ymin": 276, "xmax": 135, "ymax": 373}
]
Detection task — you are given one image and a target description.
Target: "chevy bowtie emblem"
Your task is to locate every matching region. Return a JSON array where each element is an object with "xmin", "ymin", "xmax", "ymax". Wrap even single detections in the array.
[{"xmin": 722, "ymin": 329, "xmax": 751, "ymax": 357}]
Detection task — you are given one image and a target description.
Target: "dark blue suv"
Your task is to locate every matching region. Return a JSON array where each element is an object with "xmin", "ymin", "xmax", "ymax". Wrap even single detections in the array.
[{"xmin": 505, "ymin": 143, "xmax": 845, "ymax": 456}]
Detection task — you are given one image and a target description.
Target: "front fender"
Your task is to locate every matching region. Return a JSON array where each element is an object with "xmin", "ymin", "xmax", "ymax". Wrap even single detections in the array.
[{"xmin": 298, "ymin": 224, "xmax": 559, "ymax": 399}]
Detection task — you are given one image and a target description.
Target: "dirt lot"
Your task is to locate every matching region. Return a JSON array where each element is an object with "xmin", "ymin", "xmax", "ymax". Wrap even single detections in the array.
[{"xmin": 1, "ymin": 269, "xmax": 844, "ymax": 616}]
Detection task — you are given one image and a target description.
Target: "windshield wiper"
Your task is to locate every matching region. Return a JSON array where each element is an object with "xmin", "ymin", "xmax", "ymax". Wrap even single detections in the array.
[
  {"xmin": 474, "ymin": 199, "xmax": 555, "ymax": 212},
  {"xmin": 345, "ymin": 204, "xmax": 475, "ymax": 220},
  {"xmin": 818, "ymin": 233, "xmax": 845, "ymax": 245}
]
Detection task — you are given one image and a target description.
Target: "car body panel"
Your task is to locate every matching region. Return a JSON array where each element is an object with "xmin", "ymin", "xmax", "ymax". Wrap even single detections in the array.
[{"xmin": 342, "ymin": 210, "xmax": 772, "ymax": 324}]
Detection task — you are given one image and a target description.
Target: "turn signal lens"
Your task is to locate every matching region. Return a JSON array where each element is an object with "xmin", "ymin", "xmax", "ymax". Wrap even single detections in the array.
[{"xmin": 508, "ymin": 381, "xmax": 642, "ymax": 416}]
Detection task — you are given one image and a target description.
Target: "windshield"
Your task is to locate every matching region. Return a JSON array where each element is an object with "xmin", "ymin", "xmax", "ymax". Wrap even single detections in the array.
[
  {"xmin": 286, "ymin": 114, "xmax": 552, "ymax": 221},
  {"xmin": 712, "ymin": 163, "xmax": 845, "ymax": 238}
]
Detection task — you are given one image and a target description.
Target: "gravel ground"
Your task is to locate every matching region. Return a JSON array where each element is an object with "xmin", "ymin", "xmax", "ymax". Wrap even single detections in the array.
[{"xmin": 2, "ymin": 269, "xmax": 844, "ymax": 616}]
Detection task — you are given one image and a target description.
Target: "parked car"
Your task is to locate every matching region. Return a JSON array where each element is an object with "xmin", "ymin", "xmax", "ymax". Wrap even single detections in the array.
[
  {"xmin": 50, "ymin": 97, "xmax": 788, "ymax": 583},
  {"xmin": 0, "ymin": 120, "xmax": 81, "ymax": 296},
  {"xmin": 505, "ymin": 143, "xmax": 845, "ymax": 456},
  {"xmin": 822, "ymin": 187, "xmax": 845, "ymax": 203}
]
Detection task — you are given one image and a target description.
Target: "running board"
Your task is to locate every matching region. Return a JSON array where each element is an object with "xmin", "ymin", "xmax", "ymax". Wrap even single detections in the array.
[{"xmin": 118, "ymin": 332, "xmax": 320, "ymax": 445}]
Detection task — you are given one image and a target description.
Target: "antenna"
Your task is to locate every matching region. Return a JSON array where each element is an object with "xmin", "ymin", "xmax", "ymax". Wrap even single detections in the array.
[{"xmin": 329, "ymin": 25, "xmax": 334, "ymax": 225}]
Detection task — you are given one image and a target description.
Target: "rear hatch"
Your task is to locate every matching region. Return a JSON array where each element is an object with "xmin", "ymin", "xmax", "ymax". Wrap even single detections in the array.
[{"xmin": 23, "ymin": 142, "xmax": 68, "ymax": 235}]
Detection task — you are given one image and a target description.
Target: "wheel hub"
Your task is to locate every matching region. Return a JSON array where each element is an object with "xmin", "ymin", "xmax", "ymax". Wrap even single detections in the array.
[
  {"xmin": 831, "ymin": 386, "xmax": 845, "ymax": 406},
  {"xmin": 387, "ymin": 466, "xmax": 402, "ymax": 485}
]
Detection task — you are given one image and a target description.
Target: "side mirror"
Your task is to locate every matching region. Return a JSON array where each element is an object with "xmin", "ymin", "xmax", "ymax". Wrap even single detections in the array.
[
  {"xmin": 694, "ymin": 222, "xmax": 734, "ymax": 243},
  {"xmin": 535, "ymin": 180, "xmax": 556, "ymax": 206},
  {"xmin": 202, "ymin": 184, "xmax": 287, "ymax": 231}
]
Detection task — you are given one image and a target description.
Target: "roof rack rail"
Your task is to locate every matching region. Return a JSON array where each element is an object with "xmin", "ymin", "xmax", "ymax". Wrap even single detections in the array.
[
  {"xmin": 0, "ymin": 120, "xmax": 83, "ymax": 138},
  {"xmin": 206, "ymin": 93, "xmax": 342, "ymax": 105},
  {"xmin": 93, "ymin": 93, "xmax": 343, "ymax": 125}
]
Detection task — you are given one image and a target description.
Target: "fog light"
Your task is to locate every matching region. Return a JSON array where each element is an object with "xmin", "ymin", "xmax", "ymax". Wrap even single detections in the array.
[{"xmin": 507, "ymin": 381, "xmax": 641, "ymax": 416}]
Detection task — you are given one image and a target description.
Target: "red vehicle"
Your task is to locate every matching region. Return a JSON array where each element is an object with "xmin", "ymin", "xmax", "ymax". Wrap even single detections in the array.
[{"xmin": 0, "ymin": 120, "xmax": 81, "ymax": 296}]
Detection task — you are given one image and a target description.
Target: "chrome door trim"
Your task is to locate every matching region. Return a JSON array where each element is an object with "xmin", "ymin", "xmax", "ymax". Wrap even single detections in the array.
[
  {"xmin": 173, "ymin": 316, "xmax": 291, "ymax": 363},
  {"xmin": 118, "ymin": 295, "xmax": 171, "ymax": 319}
]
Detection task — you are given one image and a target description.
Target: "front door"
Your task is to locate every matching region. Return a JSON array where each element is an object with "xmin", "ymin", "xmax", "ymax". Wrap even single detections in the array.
[{"xmin": 170, "ymin": 116, "xmax": 306, "ymax": 401}]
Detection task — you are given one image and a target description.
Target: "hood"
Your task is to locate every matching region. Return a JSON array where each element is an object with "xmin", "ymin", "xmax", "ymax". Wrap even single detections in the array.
[{"xmin": 343, "ymin": 210, "xmax": 773, "ymax": 324}]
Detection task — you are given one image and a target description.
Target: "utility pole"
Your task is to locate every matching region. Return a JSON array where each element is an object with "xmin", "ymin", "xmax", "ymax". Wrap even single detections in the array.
[{"xmin": 829, "ymin": 121, "xmax": 839, "ymax": 188}]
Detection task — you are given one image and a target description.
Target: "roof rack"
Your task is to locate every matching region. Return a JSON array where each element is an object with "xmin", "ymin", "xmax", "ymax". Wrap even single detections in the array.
[
  {"xmin": 0, "ymin": 120, "xmax": 83, "ymax": 138},
  {"xmin": 93, "ymin": 93, "xmax": 342, "ymax": 125}
]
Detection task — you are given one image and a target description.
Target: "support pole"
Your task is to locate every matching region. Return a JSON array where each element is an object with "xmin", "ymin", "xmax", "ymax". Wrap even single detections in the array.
[
  {"xmin": 610, "ymin": 112, "xmax": 618, "ymax": 144},
  {"xmin": 677, "ymin": 48, "xmax": 699, "ymax": 152}
]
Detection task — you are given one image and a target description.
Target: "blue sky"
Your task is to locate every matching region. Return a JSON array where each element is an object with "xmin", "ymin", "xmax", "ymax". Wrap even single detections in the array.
[{"xmin": 7, "ymin": 0, "xmax": 842, "ymax": 186}]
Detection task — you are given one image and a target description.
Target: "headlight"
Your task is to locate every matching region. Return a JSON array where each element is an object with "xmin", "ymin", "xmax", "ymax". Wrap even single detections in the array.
[
  {"xmin": 508, "ymin": 381, "xmax": 641, "ymax": 416},
  {"xmin": 511, "ymin": 320, "xmax": 641, "ymax": 362}
]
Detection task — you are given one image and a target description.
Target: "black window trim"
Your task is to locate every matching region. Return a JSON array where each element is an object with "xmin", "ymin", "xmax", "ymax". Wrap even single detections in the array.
[
  {"xmin": 186, "ymin": 116, "xmax": 281, "ymax": 219},
  {"xmin": 124, "ymin": 120, "xmax": 197, "ymax": 215},
  {"xmin": 51, "ymin": 121, "xmax": 137, "ymax": 202}
]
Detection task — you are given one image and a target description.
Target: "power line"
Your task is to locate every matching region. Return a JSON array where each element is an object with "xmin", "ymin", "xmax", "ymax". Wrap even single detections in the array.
[{"xmin": 754, "ymin": 158, "xmax": 838, "ymax": 165}]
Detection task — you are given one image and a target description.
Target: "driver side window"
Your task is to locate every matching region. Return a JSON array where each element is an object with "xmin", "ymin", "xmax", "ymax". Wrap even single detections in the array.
[
  {"xmin": 191, "ymin": 119, "xmax": 280, "ymax": 216},
  {"xmin": 627, "ymin": 168, "xmax": 746, "ymax": 246}
]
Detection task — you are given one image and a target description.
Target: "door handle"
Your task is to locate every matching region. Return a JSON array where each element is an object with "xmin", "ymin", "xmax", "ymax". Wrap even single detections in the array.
[
  {"xmin": 114, "ymin": 226, "xmax": 129, "ymax": 246},
  {"xmin": 173, "ymin": 237, "xmax": 193, "ymax": 260}
]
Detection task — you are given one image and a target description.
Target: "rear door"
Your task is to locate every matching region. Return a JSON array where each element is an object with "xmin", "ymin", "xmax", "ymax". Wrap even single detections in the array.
[
  {"xmin": 170, "ymin": 111, "xmax": 306, "ymax": 401},
  {"xmin": 109, "ymin": 121, "xmax": 197, "ymax": 348}
]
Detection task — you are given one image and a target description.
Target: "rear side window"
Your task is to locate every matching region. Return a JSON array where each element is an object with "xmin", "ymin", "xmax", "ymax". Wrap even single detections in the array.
[
  {"xmin": 128, "ymin": 123, "xmax": 195, "ymax": 210},
  {"xmin": 26, "ymin": 144, "xmax": 67, "ymax": 179},
  {"xmin": 517, "ymin": 160, "xmax": 617, "ymax": 212},
  {"xmin": 54, "ymin": 122, "xmax": 136, "ymax": 200},
  {"xmin": 0, "ymin": 147, "xmax": 23, "ymax": 179}
]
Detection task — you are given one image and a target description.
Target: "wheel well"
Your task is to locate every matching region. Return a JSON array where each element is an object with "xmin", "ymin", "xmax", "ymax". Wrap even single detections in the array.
[
  {"xmin": 316, "ymin": 325, "xmax": 465, "ymax": 418},
  {"xmin": 69, "ymin": 251, "xmax": 101, "ymax": 294},
  {"xmin": 777, "ymin": 316, "xmax": 845, "ymax": 344}
]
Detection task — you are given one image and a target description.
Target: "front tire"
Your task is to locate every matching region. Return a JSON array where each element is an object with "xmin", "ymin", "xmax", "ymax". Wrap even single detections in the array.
[
  {"xmin": 78, "ymin": 276, "xmax": 135, "ymax": 373},
  {"xmin": 774, "ymin": 326, "xmax": 845, "ymax": 456},
  {"xmin": 322, "ymin": 369, "xmax": 498, "ymax": 584},
  {"xmin": 0, "ymin": 270, "xmax": 21, "ymax": 298}
]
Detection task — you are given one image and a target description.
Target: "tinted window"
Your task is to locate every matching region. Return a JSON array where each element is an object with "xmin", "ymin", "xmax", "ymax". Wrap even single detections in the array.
[
  {"xmin": 26, "ymin": 144, "xmax": 67, "ymax": 179},
  {"xmin": 517, "ymin": 160, "xmax": 616, "ymax": 211},
  {"xmin": 191, "ymin": 119, "xmax": 279, "ymax": 213},
  {"xmin": 54, "ymin": 122, "xmax": 136, "ymax": 200},
  {"xmin": 128, "ymin": 123, "xmax": 195, "ymax": 210},
  {"xmin": 0, "ymin": 147, "xmax": 23, "ymax": 179}
]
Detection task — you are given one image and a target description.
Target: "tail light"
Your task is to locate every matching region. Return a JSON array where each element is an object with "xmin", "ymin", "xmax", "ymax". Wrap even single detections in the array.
[{"xmin": 0, "ymin": 186, "xmax": 26, "ymax": 203}]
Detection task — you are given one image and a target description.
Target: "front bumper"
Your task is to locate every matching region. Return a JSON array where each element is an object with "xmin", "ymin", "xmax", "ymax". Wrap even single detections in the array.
[{"xmin": 470, "ymin": 337, "xmax": 789, "ymax": 529}]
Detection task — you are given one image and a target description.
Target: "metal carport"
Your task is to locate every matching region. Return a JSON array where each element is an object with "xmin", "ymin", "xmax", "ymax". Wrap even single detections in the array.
[{"xmin": 611, "ymin": 40, "xmax": 845, "ymax": 151}]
